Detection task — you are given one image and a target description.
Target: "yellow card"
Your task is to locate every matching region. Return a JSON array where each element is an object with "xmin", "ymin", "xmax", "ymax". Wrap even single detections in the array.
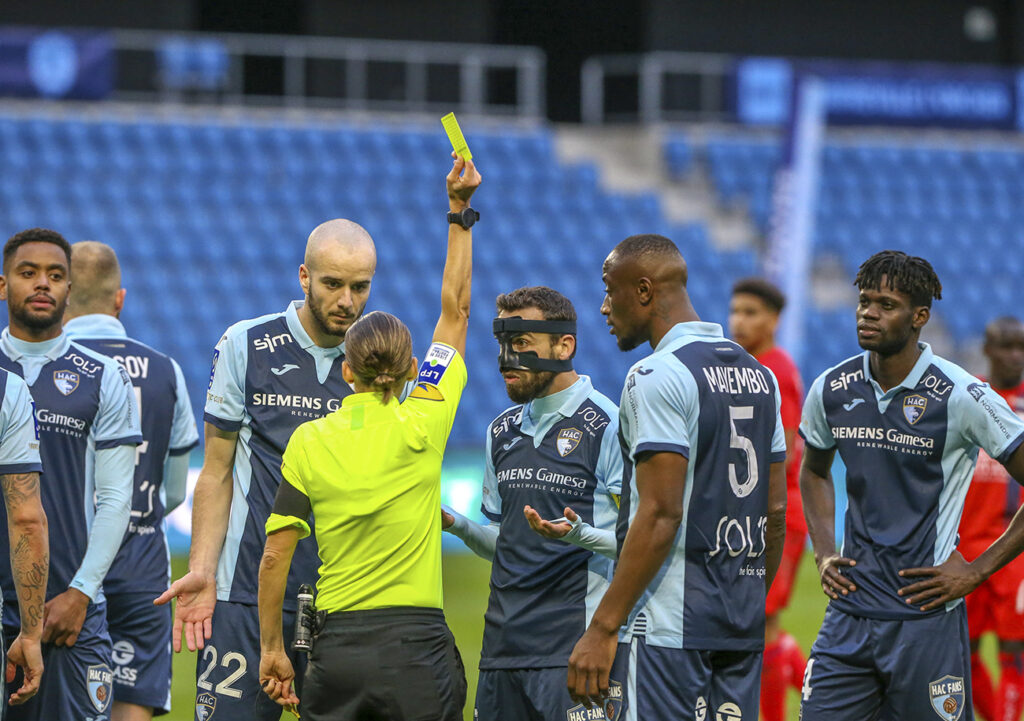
[{"xmin": 441, "ymin": 112, "xmax": 472, "ymax": 160}]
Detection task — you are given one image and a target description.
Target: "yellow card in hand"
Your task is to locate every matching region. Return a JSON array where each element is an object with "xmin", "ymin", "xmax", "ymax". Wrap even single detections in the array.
[{"xmin": 441, "ymin": 112, "xmax": 472, "ymax": 160}]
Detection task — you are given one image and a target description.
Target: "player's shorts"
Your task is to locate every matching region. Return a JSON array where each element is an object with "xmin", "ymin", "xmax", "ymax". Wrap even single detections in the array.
[
  {"xmin": 965, "ymin": 553, "xmax": 1024, "ymax": 641},
  {"xmin": 3, "ymin": 601, "xmax": 114, "ymax": 721},
  {"xmin": 610, "ymin": 636, "xmax": 761, "ymax": 721},
  {"xmin": 106, "ymin": 591, "xmax": 172, "ymax": 714},
  {"xmin": 766, "ymin": 526, "xmax": 807, "ymax": 616},
  {"xmin": 302, "ymin": 607, "xmax": 465, "ymax": 721},
  {"xmin": 800, "ymin": 605, "xmax": 972, "ymax": 721},
  {"xmin": 194, "ymin": 600, "xmax": 306, "ymax": 721},
  {"xmin": 476, "ymin": 667, "xmax": 623, "ymax": 721}
]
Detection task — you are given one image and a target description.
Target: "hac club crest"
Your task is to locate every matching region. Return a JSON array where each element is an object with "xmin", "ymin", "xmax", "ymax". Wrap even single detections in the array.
[
  {"xmin": 53, "ymin": 369, "xmax": 79, "ymax": 396},
  {"xmin": 87, "ymin": 664, "xmax": 113, "ymax": 713},
  {"xmin": 903, "ymin": 394, "xmax": 927, "ymax": 425},
  {"xmin": 929, "ymin": 675, "xmax": 965, "ymax": 721},
  {"xmin": 196, "ymin": 692, "xmax": 217, "ymax": 720},
  {"xmin": 557, "ymin": 428, "xmax": 583, "ymax": 457}
]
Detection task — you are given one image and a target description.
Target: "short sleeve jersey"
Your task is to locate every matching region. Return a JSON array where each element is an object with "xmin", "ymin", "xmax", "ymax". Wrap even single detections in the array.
[
  {"xmin": 617, "ymin": 322, "xmax": 786, "ymax": 651},
  {"xmin": 0, "ymin": 330, "xmax": 142, "ymax": 603},
  {"xmin": 478, "ymin": 375, "xmax": 622, "ymax": 670},
  {"xmin": 66, "ymin": 314, "xmax": 200, "ymax": 594},
  {"xmin": 800, "ymin": 343, "xmax": 1024, "ymax": 619},
  {"xmin": 204, "ymin": 301, "xmax": 352, "ymax": 610},
  {"xmin": 0, "ymin": 371, "xmax": 43, "ymax": 475},
  {"xmin": 269, "ymin": 342, "xmax": 466, "ymax": 613}
]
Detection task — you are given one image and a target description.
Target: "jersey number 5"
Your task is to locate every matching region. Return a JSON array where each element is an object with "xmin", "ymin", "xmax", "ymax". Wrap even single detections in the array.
[{"xmin": 728, "ymin": 405, "xmax": 758, "ymax": 497}]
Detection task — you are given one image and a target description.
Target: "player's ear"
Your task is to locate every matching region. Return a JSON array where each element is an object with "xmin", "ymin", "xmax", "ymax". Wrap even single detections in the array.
[
  {"xmin": 636, "ymin": 277, "xmax": 654, "ymax": 305},
  {"xmin": 407, "ymin": 357, "xmax": 418, "ymax": 381},
  {"xmin": 556, "ymin": 334, "xmax": 576, "ymax": 361},
  {"xmin": 299, "ymin": 264, "xmax": 311, "ymax": 295},
  {"xmin": 912, "ymin": 305, "xmax": 930, "ymax": 330},
  {"xmin": 114, "ymin": 288, "xmax": 126, "ymax": 315},
  {"xmin": 0, "ymin": 275, "xmax": 7, "ymax": 302}
]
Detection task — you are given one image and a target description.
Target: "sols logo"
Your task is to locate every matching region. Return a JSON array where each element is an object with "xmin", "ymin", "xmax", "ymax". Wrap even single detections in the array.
[
  {"xmin": 830, "ymin": 368, "xmax": 864, "ymax": 393},
  {"xmin": 65, "ymin": 352, "xmax": 103, "ymax": 376},
  {"xmin": 708, "ymin": 515, "xmax": 767, "ymax": 559},
  {"xmin": 253, "ymin": 332, "xmax": 293, "ymax": 353}
]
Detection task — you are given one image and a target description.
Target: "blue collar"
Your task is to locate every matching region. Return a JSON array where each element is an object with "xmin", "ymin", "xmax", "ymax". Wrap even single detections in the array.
[
  {"xmin": 64, "ymin": 314, "xmax": 127, "ymax": 340},
  {"xmin": 862, "ymin": 342, "xmax": 934, "ymax": 401},
  {"xmin": 285, "ymin": 301, "xmax": 345, "ymax": 357},
  {"xmin": 1, "ymin": 327, "xmax": 70, "ymax": 361},
  {"xmin": 520, "ymin": 375, "xmax": 594, "ymax": 439},
  {"xmin": 654, "ymin": 321, "xmax": 724, "ymax": 353}
]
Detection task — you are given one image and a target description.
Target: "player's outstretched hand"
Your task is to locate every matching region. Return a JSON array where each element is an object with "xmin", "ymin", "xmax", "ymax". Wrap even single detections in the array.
[
  {"xmin": 446, "ymin": 151, "xmax": 481, "ymax": 211},
  {"xmin": 524, "ymin": 505, "xmax": 575, "ymax": 539},
  {"xmin": 441, "ymin": 507, "xmax": 455, "ymax": 530},
  {"xmin": 816, "ymin": 554, "xmax": 857, "ymax": 600},
  {"xmin": 154, "ymin": 570, "xmax": 216, "ymax": 653},
  {"xmin": 6, "ymin": 634, "xmax": 42, "ymax": 705},
  {"xmin": 568, "ymin": 623, "xmax": 617, "ymax": 709},
  {"xmin": 260, "ymin": 650, "xmax": 300, "ymax": 708},
  {"xmin": 898, "ymin": 550, "xmax": 983, "ymax": 612},
  {"xmin": 42, "ymin": 588, "xmax": 89, "ymax": 647}
]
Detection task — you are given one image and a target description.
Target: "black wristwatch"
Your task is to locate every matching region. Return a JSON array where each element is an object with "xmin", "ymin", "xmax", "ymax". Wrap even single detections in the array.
[{"xmin": 447, "ymin": 207, "xmax": 480, "ymax": 230}]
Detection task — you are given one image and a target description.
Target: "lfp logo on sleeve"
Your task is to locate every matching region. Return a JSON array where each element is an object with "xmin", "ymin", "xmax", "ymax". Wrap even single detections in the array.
[{"xmin": 417, "ymin": 343, "xmax": 456, "ymax": 386}]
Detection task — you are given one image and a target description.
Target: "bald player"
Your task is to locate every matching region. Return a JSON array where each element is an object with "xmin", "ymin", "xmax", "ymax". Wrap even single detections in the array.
[
  {"xmin": 64, "ymin": 242, "xmax": 199, "ymax": 721},
  {"xmin": 156, "ymin": 220, "xmax": 377, "ymax": 721},
  {"xmin": 568, "ymin": 234, "xmax": 788, "ymax": 720}
]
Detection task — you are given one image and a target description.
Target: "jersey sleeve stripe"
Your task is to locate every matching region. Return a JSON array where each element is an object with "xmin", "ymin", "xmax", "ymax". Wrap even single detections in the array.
[
  {"xmin": 0, "ymin": 462, "xmax": 42, "ymax": 475},
  {"xmin": 95, "ymin": 434, "xmax": 144, "ymax": 450},
  {"xmin": 634, "ymin": 441, "xmax": 690, "ymax": 459},
  {"xmin": 203, "ymin": 412, "xmax": 242, "ymax": 432},
  {"xmin": 480, "ymin": 505, "xmax": 501, "ymax": 523},
  {"xmin": 797, "ymin": 428, "xmax": 834, "ymax": 451},
  {"xmin": 167, "ymin": 440, "xmax": 200, "ymax": 456},
  {"xmin": 769, "ymin": 450, "xmax": 787, "ymax": 464},
  {"xmin": 997, "ymin": 429, "xmax": 1024, "ymax": 465}
]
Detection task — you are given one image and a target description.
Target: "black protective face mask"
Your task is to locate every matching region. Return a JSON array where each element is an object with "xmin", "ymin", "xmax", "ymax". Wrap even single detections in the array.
[{"xmin": 493, "ymin": 316, "xmax": 576, "ymax": 373}]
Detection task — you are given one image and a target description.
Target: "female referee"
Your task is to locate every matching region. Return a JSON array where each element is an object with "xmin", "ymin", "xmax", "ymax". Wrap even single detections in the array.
[{"xmin": 256, "ymin": 150, "xmax": 481, "ymax": 721}]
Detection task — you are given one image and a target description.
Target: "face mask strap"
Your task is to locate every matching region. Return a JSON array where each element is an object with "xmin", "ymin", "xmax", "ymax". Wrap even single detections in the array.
[{"xmin": 493, "ymin": 316, "xmax": 576, "ymax": 373}]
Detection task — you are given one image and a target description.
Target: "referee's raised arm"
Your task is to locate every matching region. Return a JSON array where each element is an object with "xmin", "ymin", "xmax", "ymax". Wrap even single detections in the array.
[{"xmin": 432, "ymin": 152, "xmax": 481, "ymax": 357}]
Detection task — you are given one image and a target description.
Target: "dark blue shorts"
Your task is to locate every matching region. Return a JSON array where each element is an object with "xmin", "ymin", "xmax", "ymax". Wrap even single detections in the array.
[
  {"xmin": 3, "ymin": 602, "xmax": 114, "ymax": 721},
  {"xmin": 475, "ymin": 667, "xmax": 624, "ymax": 721},
  {"xmin": 800, "ymin": 605, "xmax": 973, "ymax": 721},
  {"xmin": 106, "ymin": 591, "xmax": 172, "ymax": 715},
  {"xmin": 193, "ymin": 600, "xmax": 306, "ymax": 721},
  {"xmin": 609, "ymin": 636, "xmax": 761, "ymax": 721}
]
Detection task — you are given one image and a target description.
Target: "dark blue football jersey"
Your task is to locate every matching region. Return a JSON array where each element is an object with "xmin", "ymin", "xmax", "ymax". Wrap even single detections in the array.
[
  {"xmin": 801, "ymin": 343, "xmax": 1024, "ymax": 620},
  {"xmin": 204, "ymin": 302, "xmax": 353, "ymax": 609},
  {"xmin": 479, "ymin": 376, "xmax": 622, "ymax": 669},
  {"xmin": 617, "ymin": 322, "xmax": 786, "ymax": 652},
  {"xmin": 66, "ymin": 314, "xmax": 199, "ymax": 595}
]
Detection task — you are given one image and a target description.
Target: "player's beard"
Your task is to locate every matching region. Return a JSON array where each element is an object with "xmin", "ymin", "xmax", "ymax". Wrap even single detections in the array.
[
  {"xmin": 306, "ymin": 284, "xmax": 361, "ymax": 340},
  {"xmin": 11, "ymin": 295, "xmax": 65, "ymax": 333},
  {"xmin": 504, "ymin": 368, "xmax": 557, "ymax": 404}
]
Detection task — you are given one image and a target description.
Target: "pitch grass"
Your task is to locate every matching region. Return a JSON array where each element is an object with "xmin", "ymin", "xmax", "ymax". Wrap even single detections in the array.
[{"xmin": 166, "ymin": 553, "xmax": 994, "ymax": 720}]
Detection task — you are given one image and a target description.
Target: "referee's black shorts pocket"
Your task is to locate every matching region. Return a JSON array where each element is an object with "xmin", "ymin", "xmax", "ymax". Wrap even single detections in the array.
[{"xmin": 381, "ymin": 633, "xmax": 449, "ymax": 721}]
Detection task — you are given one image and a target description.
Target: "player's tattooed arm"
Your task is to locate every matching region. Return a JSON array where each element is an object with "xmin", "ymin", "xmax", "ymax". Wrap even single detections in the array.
[
  {"xmin": 900, "ymin": 443, "xmax": 1024, "ymax": 611},
  {"xmin": 2, "ymin": 471, "xmax": 48, "ymax": 636},
  {"xmin": 800, "ymin": 445, "xmax": 857, "ymax": 600}
]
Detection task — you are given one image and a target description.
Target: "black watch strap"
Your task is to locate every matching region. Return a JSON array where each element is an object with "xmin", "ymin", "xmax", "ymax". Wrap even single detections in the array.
[{"xmin": 447, "ymin": 207, "xmax": 480, "ymax": 229}]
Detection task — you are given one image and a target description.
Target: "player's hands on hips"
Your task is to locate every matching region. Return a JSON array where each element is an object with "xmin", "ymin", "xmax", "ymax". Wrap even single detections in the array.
[
  {"xmin": 6, "ymin": 633, "xmax": 43, "ymax": 705},
  {"xmin": 567, "ymin": 622, "xmax": 618, "ymax": 708},
  {"xmin": 154, "ymin": 570, "xmax": 216, "ymax": 652},
  {"xmin": 816, "ymin": 553, "xmax": 857, "ymax": 600},
  {"xmin": 446, "ymin": 151, "xmax": 481, "ymax": 211},
  {"xmin": 260, "ymin": 649, "xmax": 300, "ymax": 707},
  {"xmin": 524, "ymin": 505, "xmax": 575, "ymax": 539},
  {"xmin": 42, "ymin": 588, "xmax": 89, "ymax": 647},
  {"xmin": 898, "ymin": 549, "xmax": 983, "ymax": 612}
]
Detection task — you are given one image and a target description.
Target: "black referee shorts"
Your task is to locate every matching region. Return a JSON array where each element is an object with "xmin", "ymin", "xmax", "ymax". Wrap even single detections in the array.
[{"xmin": 301, "ymin": 606, "xmax": 467, "ymax": 721}]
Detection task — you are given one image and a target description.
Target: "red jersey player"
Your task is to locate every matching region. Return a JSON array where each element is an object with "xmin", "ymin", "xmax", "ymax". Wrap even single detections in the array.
[
  {"xmin": 729, "ymin": 278, "xmax": 806, "ymax": 721},
  {"xmin": 961, "ymin": 316, "xmax": 1024, "ymax": 721}
]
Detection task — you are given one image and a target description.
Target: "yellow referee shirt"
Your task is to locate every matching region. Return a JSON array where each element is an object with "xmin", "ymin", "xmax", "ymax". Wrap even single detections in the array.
[{"xmin": 266, "ymin": 342, "xmax": 466, "ymax": 613}]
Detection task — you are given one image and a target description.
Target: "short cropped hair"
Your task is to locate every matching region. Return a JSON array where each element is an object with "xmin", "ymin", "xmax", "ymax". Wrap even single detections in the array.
[
  {"xmin": 732, "ymin": 277, "xmax": 786, "ymax": 313},
  {"xmin": 4, "ymin": 228, "xmax": 72, "ymax": 271},
  {"xmin": 495, "ymin": 286, "xmax": 577, "ymax": 323}
]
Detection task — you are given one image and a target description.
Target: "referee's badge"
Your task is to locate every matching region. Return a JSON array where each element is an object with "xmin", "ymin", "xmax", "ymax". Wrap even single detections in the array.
[
  {"xmin": 928, "ymin": 675, "xmax": 965, "ymax": 720},
  {"xmin": 557, "ymin": 428, "xmax": 582, "ymax": 457},
  {"xmin": 196, "ymin": 692, "xmax": 217, "ymax": 720},
  {"xmin": 903, "ymin": 394, "xmax": 928, "ymax": 425},
  {"xmin": 53, "ymin": 370, "xmax": 79, "ymax": 396}
]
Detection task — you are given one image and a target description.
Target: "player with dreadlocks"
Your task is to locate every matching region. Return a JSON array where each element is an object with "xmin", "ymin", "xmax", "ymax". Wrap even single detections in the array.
[{"xmin": 798, "ymin": 250, "xmax": 1024, "ymax": 720}]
